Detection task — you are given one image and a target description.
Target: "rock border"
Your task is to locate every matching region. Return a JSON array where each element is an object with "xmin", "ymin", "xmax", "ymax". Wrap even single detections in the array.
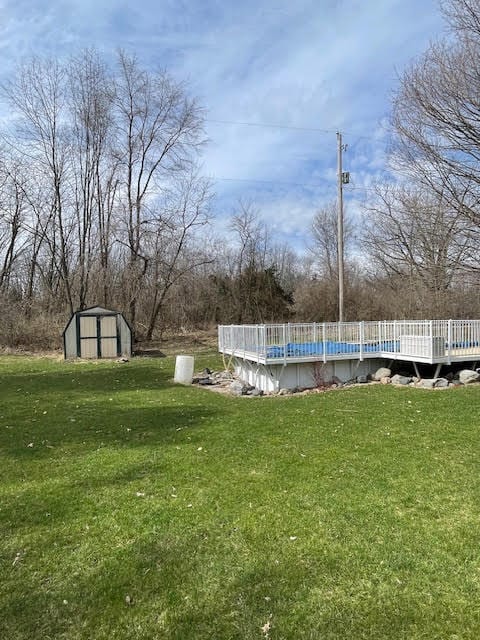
[{"xmin": 191, "ymin": 367, "xmax": 480, "ymax": 397}]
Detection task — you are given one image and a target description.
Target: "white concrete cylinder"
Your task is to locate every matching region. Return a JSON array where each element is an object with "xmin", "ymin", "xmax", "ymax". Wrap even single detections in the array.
[{"xmin": 174, "ymin": 355, "xmax": 195, "ymax": 384}]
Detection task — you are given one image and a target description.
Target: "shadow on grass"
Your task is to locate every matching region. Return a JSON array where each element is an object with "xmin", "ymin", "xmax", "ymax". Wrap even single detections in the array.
[
  {"xmin": 0, "ymin": 401, "xmax": 220, "ymax": 460},
  {"xmin": 0, "ymin": 359, "xmax": 173, "ymax": 395},
  {"xmin": 0, "ymin": 358, "xmax": 227, "ymax": 459}
]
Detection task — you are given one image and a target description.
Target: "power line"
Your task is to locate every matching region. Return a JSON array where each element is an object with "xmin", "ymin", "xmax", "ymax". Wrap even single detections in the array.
[
  {"xmin": 349, "ymin": 185, "xmax": 379, "ymax": 193},
  {"xmin": 211, "ymin": 175, "xmax": 380, "ymax": 196},
  {"xmin": 206, "ymin": 117, "xmax": 381, "ymax": 142},
  {"xmin": 206, "ymin": 118, "xmax": 334, "ymax": 134},
  {"xmin": 211, "ymin": 175, "xmax": 330, "ymax": 188}
]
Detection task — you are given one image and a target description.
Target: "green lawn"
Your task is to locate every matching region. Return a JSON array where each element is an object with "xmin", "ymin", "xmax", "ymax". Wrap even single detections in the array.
[{"xmin": 1, "ymin": 354, "xmax": 480, "ymax": 639}]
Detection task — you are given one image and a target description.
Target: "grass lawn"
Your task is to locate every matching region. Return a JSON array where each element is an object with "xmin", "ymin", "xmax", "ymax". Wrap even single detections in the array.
[{"xmin": 1, "ymin": 354, "xmax": 480, "ymax": 639}]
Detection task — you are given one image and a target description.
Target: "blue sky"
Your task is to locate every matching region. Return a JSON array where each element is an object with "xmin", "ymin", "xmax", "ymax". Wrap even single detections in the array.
[{"xmin": 0, "ymin": 0, "xmax": 446, "ymax": 250}]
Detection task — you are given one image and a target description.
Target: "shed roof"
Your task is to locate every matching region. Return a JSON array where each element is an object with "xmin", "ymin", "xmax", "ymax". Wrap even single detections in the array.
[{"xmin": 77, "ymin": 306, "xmax": 118, "ymax": 315}]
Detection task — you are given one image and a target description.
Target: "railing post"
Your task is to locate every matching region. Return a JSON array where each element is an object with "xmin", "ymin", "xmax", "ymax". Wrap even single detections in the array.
[
  {"xmin": 429, "ymin": 320, "xmax": 433, "ymax": 361},
  {"xmin": 323, "ymin": 323, "xmax": 327, "ymax": 363},
  {"xmin": 447, "ymin": 319, "xmax": 452, "ymax": 365},
  {"xmin": 359, "ymin": 321, "xmax": 364, "ymax": 361}
]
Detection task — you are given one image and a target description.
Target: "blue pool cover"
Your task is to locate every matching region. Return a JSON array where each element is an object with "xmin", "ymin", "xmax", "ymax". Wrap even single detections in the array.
[
  {"xmin": 264, "ymin": 339, "xmax": 479, "ymax": 359},
  {"xmin": 266, "ymin": 340, "xmax": 399, "ymax": 359}
]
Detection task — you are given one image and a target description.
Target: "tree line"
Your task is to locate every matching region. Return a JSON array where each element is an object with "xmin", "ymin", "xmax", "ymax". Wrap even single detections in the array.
[{"xmin": 0, "ymin": 0, "xmax": 479, "ymax": 349}]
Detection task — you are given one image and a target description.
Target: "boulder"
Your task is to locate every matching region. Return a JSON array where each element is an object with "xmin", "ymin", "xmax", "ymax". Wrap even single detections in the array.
[
  {"xmin": 391, "ymin": 374, "xmax": 412, "ymax": 385},
  {"xmin": 434, "ymin": 377, "xmax": 449, "ymax": 388},
  {"xmin": 214, "ymin": 370, "xmax": 234, "ymax": 381},
  {"xmin": 249, "ymin": 388, "xmax": 264, "ymax": 397},
  {"xmin": 229, "ymin": 380, "xmax": 245, "ymax": 396},
  {"xmin": 459, "ymin": 369, "xmax": 480, "ymax": 384},
  {"xmin": 380, "ymin": 376, "xmax": 391, "ymax": 385},
  {"xmin": 373, "ymin": 367, "xmax": 392, "ymax": 381},
  {"xmin": 418, "ymin": 378, "xmax": 436, "ymax": 389}
]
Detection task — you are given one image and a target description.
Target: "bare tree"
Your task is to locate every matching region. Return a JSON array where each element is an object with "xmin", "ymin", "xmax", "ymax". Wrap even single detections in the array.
[
  {"xmin": 392, "ymin": 0, "xmax": 480, "ymax": 227},
  {"xmin": 309, "ymin": 201, "xmax": 355, "ymax": 280},
  {"xmin": 362, "ymin": 183, "xmax": 475, "ymax": 316},
  {"xmin": 113, "ymin": 51, "xmax": 205, "ymax": 327},
  {"xmin": 143, "ymin": 171, "xmax": 212, "ymax": 340},
  {"xmin": 218, "ymin": 201, "xmax": 294, "ymax": 323},
  {"xmin": 0, "ymin": 158, "xmax": 28, "ymax": 293},
  {"xmin": 2, "ymin": 57, "xmax": 76, "ymax": 313},
  {"xmin": 68, "ymin": 49, "xmax": 115, "ymax": 309},
  {"xmin": 230, "ymin": 200, "xmax": 269, "ymax": 275}
]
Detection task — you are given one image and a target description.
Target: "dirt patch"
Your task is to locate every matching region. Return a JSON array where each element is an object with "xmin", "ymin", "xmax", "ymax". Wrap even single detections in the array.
[
  {"xmin": 0, "ymin": 346, "xmax": 63, "ymax": 360},
  {"xmin": 135, "ymin": 330, "xmax": 218, "ymax": 357}
]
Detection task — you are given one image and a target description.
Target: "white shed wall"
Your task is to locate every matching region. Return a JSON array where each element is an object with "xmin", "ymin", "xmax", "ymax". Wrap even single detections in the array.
[
  {"xmin": 119, "ymin": 316, "xmax": 132, "ymax": 356},
  {"xmin": 64, "ymin": 319, "xmax": 77, "ymax": 358}
]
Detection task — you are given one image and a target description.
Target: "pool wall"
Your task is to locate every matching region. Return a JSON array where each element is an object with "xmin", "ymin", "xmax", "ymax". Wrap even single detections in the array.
[{"xmin": 235, "ymin": 357, "xmax": 386, "ymax": 392}]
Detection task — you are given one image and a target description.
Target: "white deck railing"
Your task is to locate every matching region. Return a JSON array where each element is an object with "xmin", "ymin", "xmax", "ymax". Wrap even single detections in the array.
[{"xmin": 218, "ymin": 319, "xmax": 480, "ymax": 364}]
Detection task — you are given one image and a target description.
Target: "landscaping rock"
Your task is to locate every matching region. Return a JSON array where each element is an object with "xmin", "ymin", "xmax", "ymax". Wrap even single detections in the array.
[
  {"xmin": 229, "ymin": 380, "xmax": 245, "ymax": 396},
  {"xmin": 380, "ymin": 376, "xmax": 391, "ymax": 384},
  {"xmin": 434, "ymin": 377, "xmax": 449, "ymax": 388},
  {"xmin": 356, "ymin": 375, "xmax": 368, "ymax": 383},
  {"xmin": 418, "ymin": 378, "xmax": 436, "ymax": 389},
  {"xmin": 278, "ymin": 388, "xmax": 289, "ymax": 396},
  {"xmin": 373, "ymin": 367, "xmax": 392, "ymax": 381},
  {"xmin": 459, "ymin": 369, "xmax": 480, "ymax": 384},
  {"xmin": 198, "ymin": 377, "xmax": 213, "ymax": 385},
  {"xmin": 213, "ymin": 370, "xmax": 234, "ymax": 381},
  {"xmin": 391, "ymin": 374, "xmax": 412, "ymax": 385},
  {"xmin": 249, "ymin": 388, "xmax": 264, "ymax": 397}
]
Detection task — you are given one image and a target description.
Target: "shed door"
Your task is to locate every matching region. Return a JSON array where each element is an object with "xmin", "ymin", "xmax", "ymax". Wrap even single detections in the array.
[
  {"xmin": 100, "ymin": 316, "xmax": 118, "ymax": 357},
  {"xmin": 79, "ymin": 316, "xmax": 98, "ymax": 358},
  {"xmin": 79, "ymin": 314, "xmax": 119, "ymax": 358}
]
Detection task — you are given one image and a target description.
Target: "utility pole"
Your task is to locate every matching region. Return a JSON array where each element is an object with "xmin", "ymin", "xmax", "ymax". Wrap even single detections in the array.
[
  {"xmin": 336, "ymin": 132, "xmax": 349, "ymax": 322},
  {"xmin": 336, "ymin": 131, "xmax": 345, "ymax": 322}
]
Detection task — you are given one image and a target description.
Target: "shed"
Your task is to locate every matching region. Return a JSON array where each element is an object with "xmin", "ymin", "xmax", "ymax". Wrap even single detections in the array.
[{"xmin": 63, "ymin": 306, "xmax": 132, "ymax": 359}]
